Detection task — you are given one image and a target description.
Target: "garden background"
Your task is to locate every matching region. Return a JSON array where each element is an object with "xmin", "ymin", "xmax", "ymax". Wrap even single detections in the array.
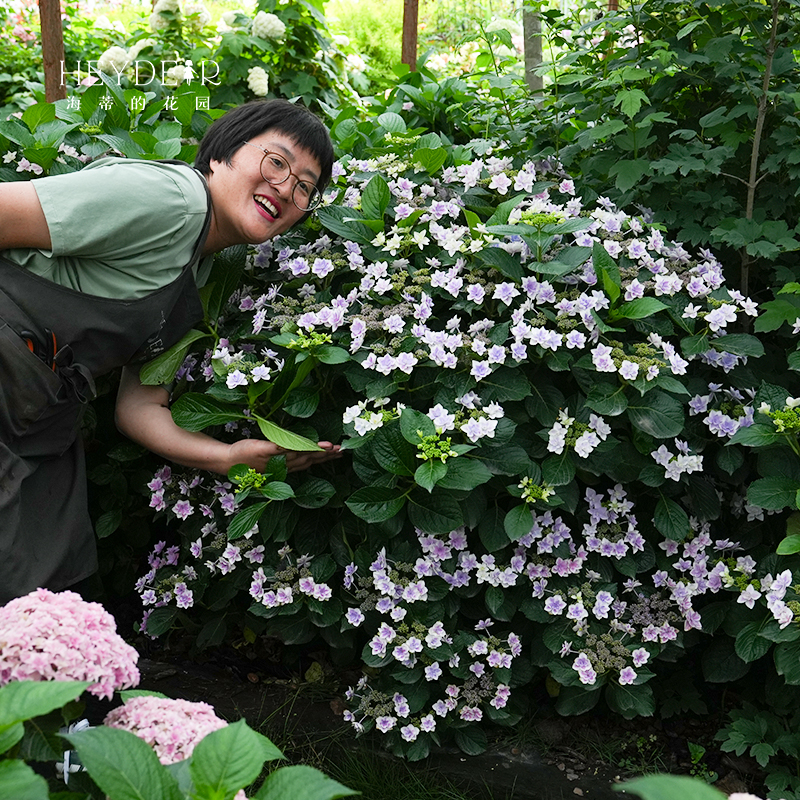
[{"xmin": 1, "ymin": 0, "xmax": 800, "ymax": 798}]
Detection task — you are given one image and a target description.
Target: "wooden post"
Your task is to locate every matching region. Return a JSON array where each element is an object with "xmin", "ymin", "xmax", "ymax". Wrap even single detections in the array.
[
  {"xmin": 39, "ymin": 0, "xmax": 66, "ymax": 102},
  {"xmin": 523, "ymin": 5, "xmax": 543, "ymax": 96},
  {"xmin": 401, "ymin": 0, "xmax": 419, "ymax": 71}
]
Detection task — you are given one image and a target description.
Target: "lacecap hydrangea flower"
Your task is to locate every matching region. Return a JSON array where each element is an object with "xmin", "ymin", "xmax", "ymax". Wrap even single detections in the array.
[{"xmin": 0, "ymin": 588, "xmax": 140, "ymax": 699}]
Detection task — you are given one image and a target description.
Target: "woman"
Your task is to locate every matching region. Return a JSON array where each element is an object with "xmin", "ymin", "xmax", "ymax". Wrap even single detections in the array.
[{"xmin": 0, "ymin": 99, "xmax": 340, "ymax": 603}]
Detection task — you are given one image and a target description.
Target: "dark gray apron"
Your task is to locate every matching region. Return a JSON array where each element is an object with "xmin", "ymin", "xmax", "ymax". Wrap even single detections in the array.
[{"xmin": 0, "ymin": 166, "xmax": 211, "ymax": 602}]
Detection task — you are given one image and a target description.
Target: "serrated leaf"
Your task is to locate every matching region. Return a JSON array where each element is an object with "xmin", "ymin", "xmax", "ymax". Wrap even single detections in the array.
[
  {"xmin": 0, "ymin": 681, "xmax": 90, "ymax": 727},
  {"xmin": 627, "ymin": 391, "xmax": 684, "ymax": 439},
  {"xmin": 407, "ymin": 492, "xmax": 463, "ymax": 534},
  {"xmin": 415, "ymin": 460, "xmax": 447, "ymax": 492},
  {"xmin": 345, "ymin": 487, "xmax": 405, "ymax": 522},
  {"xmin": 361, "ymin": 174, "xmax": 391, "ymax": 220},
  {"xmin": 255, "ymin": 417, "xmax": 322, "ymax": 451},
  {"xmin": 171, "ymin": 394, "xmax": 243, "ymax": 431},
  {"xmin": 227, "ymin": 502, "xmax": 269, "ymax": 540},
  {"xmin": 0, "ymin": 760, "xmax": 49, "ymax": 800},
  {"xmin": 254, "ymin": 764, "xmax": 358, "ymax": 800},
  {"xmin": 617, "ymin": 775, "xmax": 726, "ymax": 800},
  {"xmin": 735, "ymin": 622, "xmax": 772, "ymax": 663},
  {"xmin": 139, "ymin": 329, "xmax": 209, "ymax": 385},
  {"xmin": 748, "ymin": 477, "xmax": 800, "ymax": 511},
  {"xmin": 654, "ymin": 496, "xmax": 690, "ymax": 541},
  {"xmin": 399, "ymin": 407, "xmax": 436, "ymax": 443}
]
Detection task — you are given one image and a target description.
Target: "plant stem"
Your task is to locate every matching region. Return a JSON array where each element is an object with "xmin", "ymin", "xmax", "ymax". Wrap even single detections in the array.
[{"xmin": 741, "ymin": 0, "xmax": 780, "ymax": 296}]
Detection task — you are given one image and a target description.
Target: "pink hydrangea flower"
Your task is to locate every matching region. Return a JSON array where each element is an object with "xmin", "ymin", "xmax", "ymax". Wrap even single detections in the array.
[
  {"xmin": 104, "ymin": 696, "xmax": 228, "ymax": 764},
  {"xmin": 0, "ymin": 588, "xmax": 140, "ymax": 699}
]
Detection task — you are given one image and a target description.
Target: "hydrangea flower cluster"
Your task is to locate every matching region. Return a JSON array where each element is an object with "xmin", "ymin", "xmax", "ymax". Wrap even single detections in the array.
[
  {"xmin": 104, "ymin": 696, "xmax": 230, "ymax": 764},
  {"xmin": 0, "ymin": 589, "xmax": 140, "ymax": 699}
]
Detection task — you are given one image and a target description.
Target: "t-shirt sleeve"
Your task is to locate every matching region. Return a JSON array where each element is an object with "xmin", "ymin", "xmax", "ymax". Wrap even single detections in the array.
[{"xmin": 32, "ymin": 159, "xmax": 208, "ymax": 262}]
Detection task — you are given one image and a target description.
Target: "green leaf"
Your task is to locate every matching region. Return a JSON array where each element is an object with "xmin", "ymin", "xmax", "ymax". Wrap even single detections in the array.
[
  {"xmin": 613, "ymin": 89, "xmax": 650, "ymax": 118},
  {"xmin": 775, "ymin": 640, "xmax": 800, "ymax": 684},
  {"xmin": 0, "ymin": 721, "xmax": 23, "ymax": 754},
  {"xmin": 95, "ymin": 508, "xmax": 123, "ymax": 539},
  {"xmin": 709, "ymin": 334, "xmax": 764, "ymax": 358},
  {"xmin": 254, "ymin": 764, "xmax": 358, "ymax": 800},
  {"xmin": 171, "ymin": 394, "xmax": 243, "ymax": 431},
  {"xmin": 609, "ymin": 298, "xmax": 668, "ymax": 321},
  {"xmin": 504, "ymin": 504, "xmax": 533, "ymax": 540},
  {"xmin": 415, "ymin": 460, "xmax": 447, "ymax": 492},
  {"xmin": 372, "ymin": 424, "xmax": 416, "ymax": 476},
  {"xmin": 22, "ymin": 102, "xmax": 56, "ymax": 133},
  {"xmin": 413, "ymin": 146, "xmax": 447, "ymax": 174},
  {"xmin": 255, "ymin": 418, "xmax": 322, "ymax": 451},
  {"xmin": 748, "ymin": 477, "xmax": 800, "ymax": 511},
  {"xmin": 191, "ymin": 720, "xmax": 282, "ymax": 797},
  {"xmin": 605, "ymin": 682, "xmax": 655, "ymax": 719},
  {"xmin": 555, "ymin": 685, "xmax": 602, "ymax": 715},
  {"xmin": 436, "ymin": 458, "xmax": 493, "ymax": 491},
  {"xmin": 610, "ymin": 159, "xmax": 650, "ymax": 192},
  {"xmin": 293, "ymin": 478, "xmax": 336, "ymax": 509},
  {"xmin": 399, "ymin": 407, "xmax": 436, "ymax": 443},
  {"xmin": 65, "ymin": 726, "xmax": 183, "ymax": 800},
  {"xmin": 453, "ymin": 726, "xmax": 487, "ymax": 756},
  {"xmin": 777, "ymin": 534, "xmax": 800, "ymax": 555},
  {"xmin": 476, "ymin": 245, "xmax": 523, "ymax": 281},
  {"xmin": 0, "ymin": 681, "xmax": 90, "ymax": 727},
  {"xmin": 316, "ymin": 206, "xmax": 375, "ymax": 245},
  {"xmin": 205, "ymin": 244, "xmax": 247, "ymax": 323},
  {"xmin": 316, "ymin": 345, "xmax": 350, "ymax": 365},
  {"xmin": 377, "ymin": 112, "xmax": 406, "ymax": 133},
  {"xmin": 261, "ymin": 481, "xmax": 295, "ymax": 501},
  {"xmin": 228, "ymin": 502, "xmax": 269, "ymax": 540},
  {"xmin": 138, "ymin": 329, "xmax": 209, "ymax": 384},
  {"xmin": 653, "ymin": 497, "xmax": 690, "ymax": 541},
  {"xmin": 145, "ymin": 606, "xmax": 177, "ymax": 637},
  {"xmin": 586, "ymin": 383, "xmax": 628, "ymax": 416},
  {"xmin": 407, "ymin": 492, "xmax": 464, "ymax": 534},
  {"xmin": 728, "ymin": 422, "xmax": 782, "ymax": 447},
  {"xmin": 0, "ymin": 760, "xmax": 49, "ymax": 800},
  {"xmin": 361, "ymin": 174, "xmax": 391, "ymax": 220},
  {"xmin": 616, "ymin": 774, "xmax": 726, "ymax": 800},
  {"xmin": 701, "ymin": 639, "xmax": 749, "ymax": 683},
  {"xmin": 627, "ymin": 391, "xmax": 684, "ymax": 439},
  {"xmin": 735, "ymin": 622, "xmax": 772, "ymax": 663},
  {"xmin": 345, "ymin": 487, "xmax": 405, "ymax": 522}
]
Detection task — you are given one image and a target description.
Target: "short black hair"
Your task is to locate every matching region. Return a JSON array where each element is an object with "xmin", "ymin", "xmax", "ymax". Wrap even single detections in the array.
[{"xmin": 194, "ymin": 99, "xmax": 334, "ymax": 190}]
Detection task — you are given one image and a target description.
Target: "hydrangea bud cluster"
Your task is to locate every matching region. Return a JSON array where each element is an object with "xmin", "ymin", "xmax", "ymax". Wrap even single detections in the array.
[{"xmin": 0, "ymin": 589, "xmax": 140, "ymax": 699}]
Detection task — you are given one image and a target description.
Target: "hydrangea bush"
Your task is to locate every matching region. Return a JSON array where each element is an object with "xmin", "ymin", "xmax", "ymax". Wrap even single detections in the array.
[{"xmin": 134, "ymin": 113, "xmax": 800, "ymax": 759}]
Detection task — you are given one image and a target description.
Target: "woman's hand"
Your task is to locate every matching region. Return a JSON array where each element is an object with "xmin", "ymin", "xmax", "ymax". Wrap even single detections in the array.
[
  {"xmin": 116, "ymin": 367, "xmax": 343, "ymax": 476},
  {"xmin": 226, "ymin": 439, "xmax": 342, "ymax": 473}
]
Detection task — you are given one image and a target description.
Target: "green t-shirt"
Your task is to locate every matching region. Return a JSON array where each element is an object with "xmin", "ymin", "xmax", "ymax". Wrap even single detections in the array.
[{"xmin": 4, "ymin": 158, "xmax": 212, "ymax": 299}]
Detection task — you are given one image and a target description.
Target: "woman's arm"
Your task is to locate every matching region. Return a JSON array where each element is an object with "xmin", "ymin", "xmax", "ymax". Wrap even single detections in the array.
[
  {"xmin": 115, "ymin": 366, "xmax": 341, "ymax": 474},
  {"xmin": 0, "ymin": 182, "xmax": 52, "ymax": 250}
]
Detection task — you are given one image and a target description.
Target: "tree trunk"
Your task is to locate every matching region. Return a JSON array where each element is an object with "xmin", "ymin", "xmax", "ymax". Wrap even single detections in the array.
[
  {"xmin": 402, "ymin": 0, "xmax": 419, "ymax": 71},
  {"xmin": 523, "ymin": 4, "xmax": 543, "ymax": 96},
  {"xmin": 39, "ymin": 0, "xmax": 66, "ymax": 102}
]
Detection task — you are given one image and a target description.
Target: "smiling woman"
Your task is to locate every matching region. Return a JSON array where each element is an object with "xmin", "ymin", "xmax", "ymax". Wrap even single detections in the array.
[{"xmin": 0, "ymin": 98, "xmax": 339, "ymax": 604}]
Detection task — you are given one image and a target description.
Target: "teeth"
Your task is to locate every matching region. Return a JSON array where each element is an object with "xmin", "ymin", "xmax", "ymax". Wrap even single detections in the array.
[{"xmin": 255, "ymin": 196, "xmax": 279, "ymax": 217}]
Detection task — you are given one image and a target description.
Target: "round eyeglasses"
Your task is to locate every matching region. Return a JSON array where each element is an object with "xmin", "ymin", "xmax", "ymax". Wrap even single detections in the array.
[{"xmin": 243, "ymin": 141, "xmax": 322, "ymax": 212}]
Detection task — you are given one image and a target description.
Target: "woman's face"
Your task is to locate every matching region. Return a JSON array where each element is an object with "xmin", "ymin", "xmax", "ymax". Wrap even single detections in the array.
[{"xmin": 205, "ymin": 130, "xmax": 321, "ymax": 253}]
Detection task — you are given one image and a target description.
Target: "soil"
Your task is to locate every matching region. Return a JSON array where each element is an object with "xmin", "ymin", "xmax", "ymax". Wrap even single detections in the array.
[{"xmin": 88, "ymin": 638, "xmax": 767, "ymax": 800}]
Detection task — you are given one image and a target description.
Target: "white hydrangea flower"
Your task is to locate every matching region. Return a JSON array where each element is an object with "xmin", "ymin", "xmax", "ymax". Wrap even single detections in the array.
[
  {"xmin": 128, "ymin": 38, "xmax": 155, "ymax": 62},
  {"xmin": 247, "ymin": 66, "xmax": 270, "ymax": 97},
  {"xmin": 252, "ymin": 11, "xmax": 286, "ymax": 40},
  {"xmin": 97, "ymin": 46, "xmax": 130, "ymax": 76},
  {"xmin": 184, "ymin": 2, "xmax": 211, "ymax": 31}
]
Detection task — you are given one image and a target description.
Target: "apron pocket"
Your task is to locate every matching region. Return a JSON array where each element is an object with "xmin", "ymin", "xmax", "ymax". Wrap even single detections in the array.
[{"xmin": 0, "ymin": 321, "xmax": 64, "ymax": 442}]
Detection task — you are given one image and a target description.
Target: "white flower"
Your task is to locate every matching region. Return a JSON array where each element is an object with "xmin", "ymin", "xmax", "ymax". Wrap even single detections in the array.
[
  {"xmin": 97, "ymin": 46, "xmax": 130, "ymax": 76},
  {"xmin": 184, "ymin": 2, "xmax": 211, "ymax": 31},
  {"xmin": 165, "ymin": 64, "xmax": 187, "ymax": 85},
  {"xmin": 128, "ymin": 39, "xmax": 155, "ymax": 62},
  {"xmin": 247, "ymin": 66, "xmax": 270, "ymax": 96},
  {"xmin": 252, "ymin": 11, "xmax": 286, "ymax": 40}
]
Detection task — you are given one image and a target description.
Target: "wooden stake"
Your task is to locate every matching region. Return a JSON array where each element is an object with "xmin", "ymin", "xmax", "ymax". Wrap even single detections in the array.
[
  {"xmin": 39, "ymin": 0, "xmax": 66, "ymax": 102},
  {"xmin": 402, "ymin": 0, "xmax": 419, "ymax": 71}
]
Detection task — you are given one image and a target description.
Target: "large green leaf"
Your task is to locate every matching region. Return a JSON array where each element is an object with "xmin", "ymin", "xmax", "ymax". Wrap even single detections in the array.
[
  {"xmin": 361, "ymin": 174, "xmax": 391, "ymax": 220},
  {"xmin": 734, "ymin": 622, "xmax": 772, "ymax": 663},
  {"xmin": 504, "ymin": 504, "xmax": 533, "ymax": 540},
  {"xmin": 407, "ymin": 492, "xmax": 464, "ymax": 534},
  {"xmin": 727, "ymin": 422, "xmax": 782, "ymax": 447},
  {"xmin": 605, "ymin": 682, "xmax": 655, "ymax": 719},
  {"xmin": 345, "ymin": 487, "xmax": 406, "ymax": 522},
  {"xmin": 171, "ymin": 394, "xmax": 243, "ymax": 431},
  {"xmin": 616, "ymin": 774, "xmax": 726, "ymax": 800},
  {"xmin": 653, "ymin": 497, "xmax": 690, "ymax": 541},
  {"xmin": 627, "ymin": 391, "xmax": 684, "ymax": 439},
  {"xmin": 205, "ymin": 244, "xmax": 248, "ymax": 323},
  {"xmin": 709, "ymin": 333, "xmax": 764, "ymax": 357},
  {"xmin": 255, "ymin": 417, "xmax": 323, "ymax": 451},
  {"xmin": 191, "ymin": 720, "xmax": 283, "ymax": 798},
  {"xmin": 701, "ymin": 639, "xmax": 749, "ymax": 683},
  {"xmin": 436, "ymin": 458, "xmax": 493, "ymax": 491},
  {"xmin": 399, "ymin": 407, "xmax": 436, "ymax": 443},
  {"xmin": 774, "ymin": 640, "xmax": 800, "ymax": 684},
  {"xmin": 255, "ymin": 764, "xmax": 359, "ymax": 800},
  {"xmin": 609, "ymin": 298, "xmax": 667, "ymax": 321},
  {"xmin": 415, "ymin": 460, "xmax": 447, "ymax": 492},
  {"xmin": 227, "ymin": 502, "xmax": 269, "ymax": 540},
  {"xmin": 372, "ymin": 424, "xmax": 416, "ymax": 476},
  {"xmin": 316, "ymin": 206, "xmax": 375, "ymax": 245},
  {"xmin": 65, "ymin": 726, "xmax": 183, "ymax": 800},
  {"xmin": 0, "ymin": 760, "xmax": 49, "ymax": 800},
  {"xmin": 0, "ymin": 681, "xmax": 90, "ymax": 727},
  {"xmin": 586, "ymin": 383, "xmax": 628, "ymax": 416},
  {"xmin": 748, "ymin": 477, "xmax": 800, "ymax": 511}
]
